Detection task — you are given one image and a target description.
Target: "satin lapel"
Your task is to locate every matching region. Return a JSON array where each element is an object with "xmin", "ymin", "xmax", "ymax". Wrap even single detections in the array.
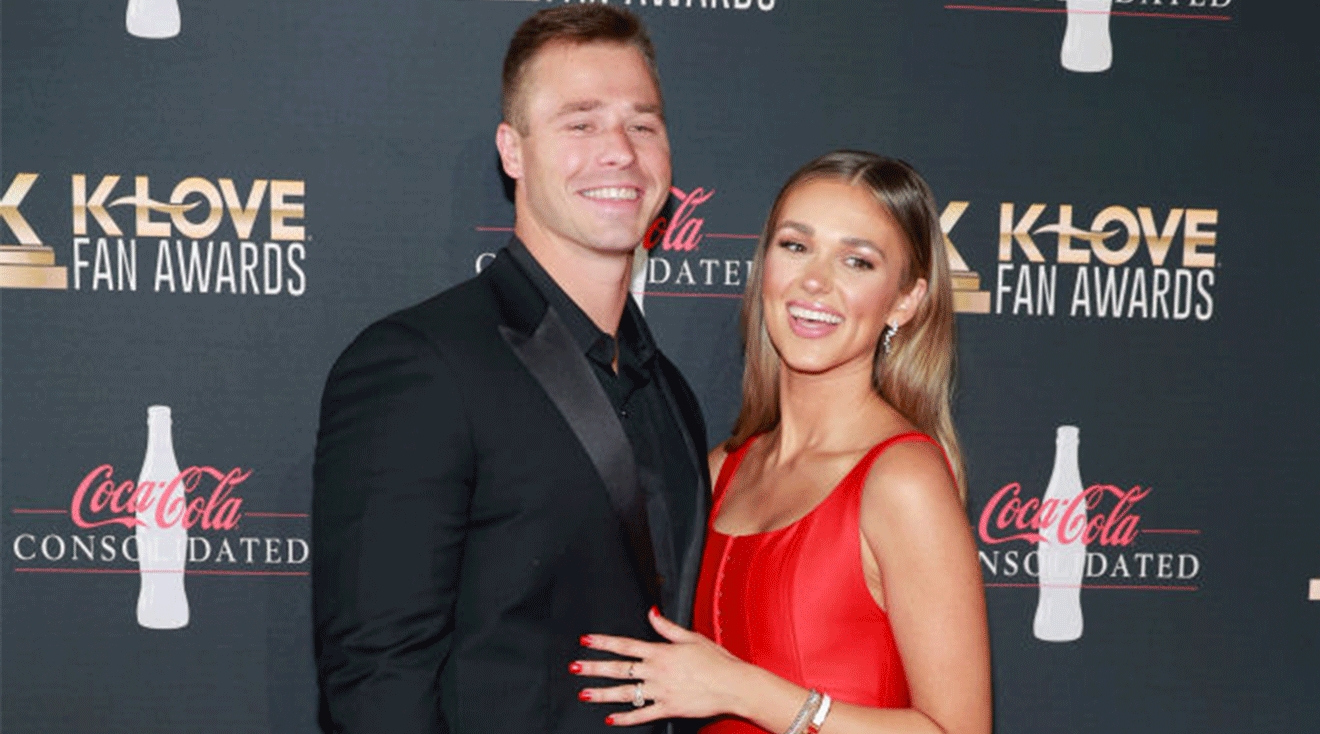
[
  {"xmin": 499, "ymin": 308, "xmax": 663, "ymax": 608},
  {"xmin": 652, "ymin": 368, "xmax": 709, "ymax": 628}
]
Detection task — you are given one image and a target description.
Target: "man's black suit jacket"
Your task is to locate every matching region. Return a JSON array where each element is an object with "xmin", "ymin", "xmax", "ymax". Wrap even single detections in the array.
[{"xmin": 313, "ymin": 248, "xmax": 710, "ymax": 734}]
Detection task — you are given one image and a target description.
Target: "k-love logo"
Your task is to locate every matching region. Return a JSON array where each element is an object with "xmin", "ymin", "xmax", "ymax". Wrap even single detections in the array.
[
  {"xmin": 496, "ymin": 0, "xmax": 778, "ymax": 13},
  {"xmin": 976, "ymin": 426, "xmax": 1203, "ymax": 642},
  {"xmin": 946, "ymin": 0, "xmax": 1234, "ymax": 73},
  {"xmin": 943, "ymin": 199, "xmax": 1218, "ymax": 320},
  {"xmin": 8, "ymin": 406, "xmax": 308, "ymax": 630},
  {"xmin": 0, "ymin": 172, "xmax": 308, "ymax": 296},
  {"xmin": 476, "ymin": 184, "xmax": 758, "ymax": 310}
]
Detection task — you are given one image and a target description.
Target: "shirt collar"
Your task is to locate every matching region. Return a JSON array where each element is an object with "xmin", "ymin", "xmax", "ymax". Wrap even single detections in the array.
[{"xmin": 505, "ymin": 237, "xmax": 657, "ymax": 370}]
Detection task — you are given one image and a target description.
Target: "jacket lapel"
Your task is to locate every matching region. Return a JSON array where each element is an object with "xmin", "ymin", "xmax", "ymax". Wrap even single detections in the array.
[
  {"xmin": 652, "ymin": 360, "xmax": 709, "ymax": 628},
  {"xmin": 488, "ymin": 251, "xmax": 663, "ymax": 608}
]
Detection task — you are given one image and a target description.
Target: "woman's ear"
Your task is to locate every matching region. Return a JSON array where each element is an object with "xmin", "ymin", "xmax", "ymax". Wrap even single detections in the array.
[{"xmin": 889, "ymin": 277, "xmax": 928, "ymax": 328}]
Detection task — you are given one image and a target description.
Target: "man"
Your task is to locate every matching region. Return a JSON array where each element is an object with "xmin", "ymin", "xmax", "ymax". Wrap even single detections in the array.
[{"xmin": 312, "ymin": 6, "xmax": 709, "ymax": 734}]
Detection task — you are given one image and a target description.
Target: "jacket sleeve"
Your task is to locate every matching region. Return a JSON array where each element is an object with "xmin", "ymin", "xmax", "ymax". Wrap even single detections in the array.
[{"xmin": 312, "ymin": 319, "xmax": 474, "ymax": 734}]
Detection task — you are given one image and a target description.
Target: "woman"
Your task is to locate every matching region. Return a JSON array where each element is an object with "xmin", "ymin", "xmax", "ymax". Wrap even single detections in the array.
[{"xmin": 572, "ymin": 151, "xmax": 991, "ymax": 734}]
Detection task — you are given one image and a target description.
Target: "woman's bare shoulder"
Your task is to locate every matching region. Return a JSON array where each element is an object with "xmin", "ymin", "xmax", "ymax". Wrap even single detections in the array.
[{"xmin": 860, "ymin": 436, "xmax": 961, "ymax": 522}]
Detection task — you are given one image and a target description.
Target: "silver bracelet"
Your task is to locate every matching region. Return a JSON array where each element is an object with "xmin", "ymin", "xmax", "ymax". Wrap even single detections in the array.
[
  {"xmin": 807, "ymin": 693, "xmax": 832, "ymax": 733},
  {"xmin": 784, "ymin": 690, "xmax": 823, "ymax": 734}
]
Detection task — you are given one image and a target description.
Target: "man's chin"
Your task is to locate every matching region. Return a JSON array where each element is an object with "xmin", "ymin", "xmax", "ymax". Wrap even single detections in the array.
[
  {"xmin": 581, "ymin": 228, "xmax": 650, "ymax": 256},
  {"xmin": 587, "ymin": 241, "xmax": 645, "ymax": 258}
]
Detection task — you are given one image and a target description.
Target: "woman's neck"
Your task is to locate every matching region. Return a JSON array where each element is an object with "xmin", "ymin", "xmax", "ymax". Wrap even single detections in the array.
[{"xmin": 771, "ymin": 359, "xmax": 887, "ymax": 459}]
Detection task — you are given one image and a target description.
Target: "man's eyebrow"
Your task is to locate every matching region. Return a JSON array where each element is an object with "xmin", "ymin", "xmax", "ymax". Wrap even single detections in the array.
[
  {"xmin": 554, "ymin": 99, "xmax": 602, "ymax": 117},
  {"xmin": 634, "ymin": 102, "xmax": 664, "ymax": 118},
  {"xmin": 552, "ymin": 99, "xmax": 665, "ymax": 120}
]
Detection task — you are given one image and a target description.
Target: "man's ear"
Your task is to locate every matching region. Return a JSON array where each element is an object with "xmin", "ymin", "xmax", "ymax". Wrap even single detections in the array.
[{"xmin": 496, "ymin": 122, "xmax": 523, "ymax": 180}]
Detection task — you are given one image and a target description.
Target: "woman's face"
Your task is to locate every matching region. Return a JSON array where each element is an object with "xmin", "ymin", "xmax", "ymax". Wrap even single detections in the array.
[{"xmin": 761, "ymin": 177, "xmax": 926, "ymax": 379}]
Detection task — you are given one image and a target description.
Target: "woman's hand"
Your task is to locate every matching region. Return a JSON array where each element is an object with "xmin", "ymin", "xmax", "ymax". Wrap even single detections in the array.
[{"xmin": 572, "ymin": 607, "xmax": 748, "ymax": 726}]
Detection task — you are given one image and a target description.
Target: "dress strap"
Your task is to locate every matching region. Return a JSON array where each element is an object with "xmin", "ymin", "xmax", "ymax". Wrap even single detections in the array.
[
  {"xmin": 846, "ymin": 432, "xmax": 948, "ymax": 489},
  {"xmin": 710, "ymin": 436, "xmax": 759, "ymax": 516}
]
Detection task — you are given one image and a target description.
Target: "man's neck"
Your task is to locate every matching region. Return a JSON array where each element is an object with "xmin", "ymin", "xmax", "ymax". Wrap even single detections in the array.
[{"xmin": 517, "ymin": 231, "xmax": 634, "ymax": 336}]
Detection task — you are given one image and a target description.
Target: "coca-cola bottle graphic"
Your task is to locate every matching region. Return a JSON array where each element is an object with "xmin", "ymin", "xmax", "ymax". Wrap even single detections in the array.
[
  {"xmin": 126, "ymin": 0, "xmax": 181, "ymax": 39},
  {"xmin": 1060, "ymin": 0, "xmax": 1113, "ymax": 73},
  {"xmin": 1033, "ymin": 425, "xmax": 1085, "ymax": 642},
  {"xmin": 135, "ymin": 405, "xmax": 190, "ymax": 629}
]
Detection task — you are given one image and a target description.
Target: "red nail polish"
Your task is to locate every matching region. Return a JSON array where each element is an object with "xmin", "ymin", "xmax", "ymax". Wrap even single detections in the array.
[
  {"xmin": 580, "ymin": 634, "xmax": 593, "ymax": 647},
  {"xmin": 649, "ymin": 606, "xmax": 659, "ymax": 617},
  {"xmin": 568, "ymin": 662, "xmax": 583, "ymax": 674},
  {"xmin": 578, "ymin": 689, "xmax": 593, "ymax": 701},
  {"xmin": 605, "ymin": 715, "xmax": 616, "ymax": 726}
]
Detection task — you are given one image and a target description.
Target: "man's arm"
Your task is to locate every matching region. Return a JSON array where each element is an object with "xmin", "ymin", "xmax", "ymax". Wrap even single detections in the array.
[{"xmin": 313, "ymin": 320, "xmax": 474, "ymax": 734}]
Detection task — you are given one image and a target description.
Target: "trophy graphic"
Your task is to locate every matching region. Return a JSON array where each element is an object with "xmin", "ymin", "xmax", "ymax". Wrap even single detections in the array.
[
  {"xmin": 1061, "ymin": 0, "xmax": 1113, "ymax": 73},
  {"xmin": 127, "ymin": 0, "xmax": 181, "ymax": 40},
  {"xmin": 0, "ymin": 174, "xmax": 67, "ymax": 290},
  {"xmin": 941, "ymin": 203, "xmax": 990, "ymax": 314}
]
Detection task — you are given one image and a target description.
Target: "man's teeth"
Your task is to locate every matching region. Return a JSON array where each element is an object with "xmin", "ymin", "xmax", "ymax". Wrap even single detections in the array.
[
  {"xmin": 788, "ymin": 305, "xmax": 842, "ymax": 324},
  {"xmin": 582, "ymin": 187, "xmax": 639, "ymax": 201}
]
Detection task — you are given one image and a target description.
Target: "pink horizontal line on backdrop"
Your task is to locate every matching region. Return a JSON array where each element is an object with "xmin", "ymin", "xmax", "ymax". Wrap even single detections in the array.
[
  {"xmin": 12, "ymin": 509, "xmax": 308, "ymax": 518},
  {"xmin": 15, "ymin": 567, "xmax": 307, "ymax": 577},
  {"xmin": 944, "ymin": 4, "xmax": 1232, "ymax": 20},
  {"xmin": 244, "ymin": 512, "xmax": 310, "ymax": 518},
  {"xmin": 181, "ymin": 569, "xmax": 308, "ymax": 577},
  {"xmin": 476, "ymin": 227, "xmax": 759, "ymax": 240},
  {"xmin": 985, "ymin": 582, "xmax": 1199, "ymax": 591},
  {"xmin": 645, "ymin": 291, "xmax": 743, "ymax": 300}
]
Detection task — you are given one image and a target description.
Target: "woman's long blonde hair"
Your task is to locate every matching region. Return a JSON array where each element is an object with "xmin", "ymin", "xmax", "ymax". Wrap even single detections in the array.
[{"xmin": 727, "ymin": 151, "xmax": 968, "ymax": 499}]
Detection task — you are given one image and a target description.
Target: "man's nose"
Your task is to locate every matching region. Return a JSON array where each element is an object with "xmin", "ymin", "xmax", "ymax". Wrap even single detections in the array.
[{"xmin": 597, "ymin": 124, "xmax": 638, "ymax": 168}]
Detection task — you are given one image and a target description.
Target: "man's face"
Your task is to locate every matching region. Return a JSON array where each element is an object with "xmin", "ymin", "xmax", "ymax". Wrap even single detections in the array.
[{"xmin": 498, "ymin": 41, "xmax": 671, "ymax": 261}]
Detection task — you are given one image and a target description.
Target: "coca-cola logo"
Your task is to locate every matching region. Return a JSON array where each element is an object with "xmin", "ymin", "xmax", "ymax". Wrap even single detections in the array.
[
  {"xmin": 70, "ymin": 464, "xmax": 250, "ymax": 531},
  {"xmin": 978, "ymin": 482, "xmax": 1151, "ymax": 547},
  {"xmin": 639, "ymin": 185, "xmax": 755, "ymax": 299},
  {"xmin": 977, "ymin": 426, "xmax": 1206, "ymax": 643},
  {"xmin": 643, "ymin": 186, "xmax": 715, "ymax": 253},
  {"xmin": 11, "ymin": 459, "xmax": 306, "ymax": 573},
  {"xmin": 977, "ymin": 476, "xmax": 1202, "ymax": 588},
  {"xmin": 9, "ymin": 408, "xmax": 307, "ymax": 580}
]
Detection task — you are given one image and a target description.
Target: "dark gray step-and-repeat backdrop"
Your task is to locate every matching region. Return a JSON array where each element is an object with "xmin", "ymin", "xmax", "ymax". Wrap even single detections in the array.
[{"xmin": 2, "ymin": 1, "xmax": 1316, "ymax": 732}]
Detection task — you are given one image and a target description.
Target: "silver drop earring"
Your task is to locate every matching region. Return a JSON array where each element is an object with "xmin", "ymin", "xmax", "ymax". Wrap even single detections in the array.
[{"xmin": 883, "ymin": 323, "xmax": 898, "ymax": 355}]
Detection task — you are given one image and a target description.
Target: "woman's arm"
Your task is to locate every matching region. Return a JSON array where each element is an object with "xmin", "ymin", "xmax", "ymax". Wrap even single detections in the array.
[{"xmin": 841, "ymin": 438, "xmax": 992, "ymax": 734}]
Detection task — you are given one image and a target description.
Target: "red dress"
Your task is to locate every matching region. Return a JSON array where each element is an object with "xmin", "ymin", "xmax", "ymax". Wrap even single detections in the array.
[{"xmin": 693, "ymin": 433, "xmax": 933, "ymax": 733}]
